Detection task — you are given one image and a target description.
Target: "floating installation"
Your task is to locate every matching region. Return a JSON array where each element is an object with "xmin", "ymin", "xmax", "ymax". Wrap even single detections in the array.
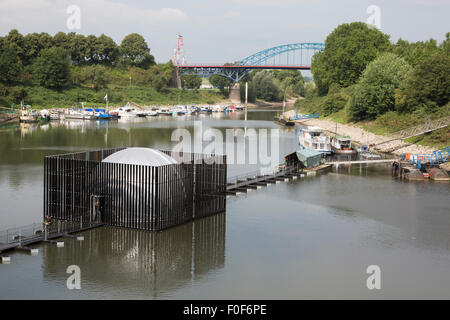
[{"xmin": 44, "ymin": 147, "xmax": 227, "ymax": 232}]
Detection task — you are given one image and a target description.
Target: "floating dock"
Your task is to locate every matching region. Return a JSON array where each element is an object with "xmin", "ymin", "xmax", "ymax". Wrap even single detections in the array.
[{"xmin": 227, "ymin": 164, "xmax": 308, "ymax": 195}]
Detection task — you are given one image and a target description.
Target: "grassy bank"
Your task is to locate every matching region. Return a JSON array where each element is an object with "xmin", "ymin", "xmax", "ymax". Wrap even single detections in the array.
[
  {"xmin": 1, "ymin": 85, "xmax": 227, "ymax": 109},
  {"xmin": 295, "ymin": 96, "xmax": 450, "ymax": 149}
]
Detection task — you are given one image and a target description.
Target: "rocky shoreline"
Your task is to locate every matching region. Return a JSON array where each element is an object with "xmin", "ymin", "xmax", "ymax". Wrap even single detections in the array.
[
  {"xmin": 0, "ymin": 113, "xmax": 19, "ymax": 125},
  {"xmin": 282, "ymin": 110, "xmax": 436, "ymax": 156}
]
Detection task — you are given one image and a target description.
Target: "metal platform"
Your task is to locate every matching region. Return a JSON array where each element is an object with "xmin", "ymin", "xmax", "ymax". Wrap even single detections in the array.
[
  {"xmin": 326, "ymin": 159, "xmax": 398, "ymax": 165},
  {"xmin": 226, "ymin": 165, "xmax": 303, "ymax": 195}
]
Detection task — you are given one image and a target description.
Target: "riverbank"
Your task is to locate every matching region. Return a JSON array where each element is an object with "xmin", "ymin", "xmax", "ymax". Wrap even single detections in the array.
[
  {"xmin": 247, "ymin": 97, "xmax": 297, "ymax": 109},
  {"xmin": 283, "ymin": 109, "xmax": 437, "ymax": 156},
  {"xmin": 0, "ymin": 113, "xmax": 18, "ymax": 125},
  {"xmin": 1, "ymin": 86, "xmax": 227, "ymax": 110}
]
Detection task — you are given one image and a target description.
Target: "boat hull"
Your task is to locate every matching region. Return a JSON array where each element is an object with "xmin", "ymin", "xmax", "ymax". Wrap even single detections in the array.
[
  {"xmin": 19, "ymin": 116, "xmax": 38, "ymax": 123},
  {"xmin": 332, "ymin": 147, "xmax": 357, "ymax": 155}
]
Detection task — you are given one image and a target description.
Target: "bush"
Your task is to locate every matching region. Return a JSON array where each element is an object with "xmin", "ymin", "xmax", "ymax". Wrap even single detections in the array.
[
  {"xmin": 349, "ymin": 53, "xmax": 412, "ymax": 121},
  {"xmin": 323, "ymin": 92, "xmax": 348, "ymax": 116}
]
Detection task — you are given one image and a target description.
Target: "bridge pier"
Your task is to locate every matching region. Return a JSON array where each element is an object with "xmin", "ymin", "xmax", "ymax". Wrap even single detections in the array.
[{"xmin": 171, "ymin": 67, "xmax": 181, "ymax": 89}]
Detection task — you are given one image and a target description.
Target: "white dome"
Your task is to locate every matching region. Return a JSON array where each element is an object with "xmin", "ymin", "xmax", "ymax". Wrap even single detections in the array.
[{"xmin": 102, "ymin": 148, "xmax": 178, "ymax": 166}]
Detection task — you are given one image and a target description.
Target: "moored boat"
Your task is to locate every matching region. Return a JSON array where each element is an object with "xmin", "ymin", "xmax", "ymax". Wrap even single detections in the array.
[
  {"xmin": 64, "ymin": 109, "xmax": 85, "ymax": 120},
  {"xmin": 19, "ymin": 106, "xmax": 38, "ymax": 123},
  {"xmin": 298, "ymin": 126, "xmax": 332, "ymax": 155},
  {"xmin": 158, "ymin": 107, "xmax": 172, "ymax": 116},
  {"xmin": 111, "ymin": 106, "xmax": 138, "ymax": 118},
  {"xmin": 49, "ymin": 110, "xmax": 61, "ymax": 120},
  {"xmin": 274, "ymin": 115, "xmax": 295, "ymax": 127},
  {"xmin": 357, "ymin": 145, "xmax": 381, "ymax": 159},
  {"xmin": 331, "ymin": 136, "xmax": 357, "ymax": 155},
  {"xmin": 94, "ymin": 108, "xmax": 111, "ymax": 120}
]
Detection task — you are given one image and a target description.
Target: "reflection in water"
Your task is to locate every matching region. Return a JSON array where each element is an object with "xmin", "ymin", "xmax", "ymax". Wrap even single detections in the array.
[{"xmin": 42, "ymin": 213, "xmax": 226, "ymax": 297}]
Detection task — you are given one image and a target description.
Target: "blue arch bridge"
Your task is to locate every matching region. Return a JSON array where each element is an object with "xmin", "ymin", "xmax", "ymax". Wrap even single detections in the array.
[{"xmin": 178, "ymin": 42, "xmax": 324, "ymax": 82}]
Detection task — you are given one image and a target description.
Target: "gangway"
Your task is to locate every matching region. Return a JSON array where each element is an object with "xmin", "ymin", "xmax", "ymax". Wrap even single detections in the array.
[
  {"xmin": 226, "ymin": 164, "xmax": 303, "ymax": 195},
  {"xmin": 373, "ymin": 116, "xmax": 449, "ymax": 149}
]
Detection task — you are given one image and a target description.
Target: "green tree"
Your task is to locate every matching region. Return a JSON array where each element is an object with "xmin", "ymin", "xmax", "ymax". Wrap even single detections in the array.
[
  {"xmin": 67, "ymin": 34, "xmax": 89, "ymax": 65},
  {"xmin": 209, "ymin": 74, "xmax": 231, "ymax": 92},
  {"xmin": 392, "ymin": 38, "xmax": 442, "ymax": 67},
  {"xmin": 119, "ymin": 33, "xmax": 155, "ymax": 68},
  {"xmin": 251, "ymin": 71, "xmax": 282, "ymax": 101},
  {"xmin": 94, "ymin": 34, "xmax": 119, "ymax": 65},
  {"xmin": 349, "ymin": 53, "xmax": 412, "ymax": 121},
  {"xmin": 396, "ymin": 53, "xmax": 450, "ymax": 113},
  {"xmin": 4, "ymin": 29, "xmax": 25, "ymax": 63},
  {"xmin": 22, "ymin": 32, "xmax": 53, "ymax": 65},
  {"xmin": 273, "ymin": 70, "xmax": 305, "ymax": 96},
  {"xmin": 239, "ymin": 81, "xmax": 256, "ymax": 102},
  {"xmin": 8, "ymin": 86, "xmax": 28, "ymax": 104},
  {"xmin": 0, "ymin": 44, "xmax": 22, "ymax": 83},
  {"xmin": 83, "ymin": 65, "xmax": 108, "ymax": 90},
  {"xmin": 33, "ymin": 47, "xmax": 71, "ymax": 88},
  {"xmin": 311, "ymin": 22, "xmax": 391, "ymax": 95},
  {"xmin": 304, "ymin": 82, "xmax": 317, "ymax": 99},
  {"xmin": 181, "ymin": 74, "xmax": 202, "ymax": 89}
]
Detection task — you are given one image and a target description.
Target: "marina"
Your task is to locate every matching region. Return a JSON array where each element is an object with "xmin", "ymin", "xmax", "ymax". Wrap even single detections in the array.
[{"xmin": 0, "ymin": 109, "xmax": 449, "ymax": 299}]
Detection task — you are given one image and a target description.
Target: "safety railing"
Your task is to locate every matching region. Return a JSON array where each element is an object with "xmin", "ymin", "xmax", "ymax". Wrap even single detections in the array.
[
  {"xmin": 0, "ymin": 219, "xmax": 103, "ymax": 247},
  {"xmin": 0, "ymin": 223, "xmax": 43, "ymax": 246}
]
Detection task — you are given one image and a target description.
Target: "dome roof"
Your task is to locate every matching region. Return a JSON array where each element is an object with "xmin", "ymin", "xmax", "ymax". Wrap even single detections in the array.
[{"xmin": 102, "ymin": 148, "xmax": 178, "ymax": 166}]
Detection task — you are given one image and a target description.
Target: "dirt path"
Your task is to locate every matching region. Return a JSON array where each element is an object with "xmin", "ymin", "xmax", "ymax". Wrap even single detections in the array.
[
  {"xmin": 283, "ymin": 110, "xmax": 436, "ymax": 156},
  {"xmin": 247, "ymin": 97, "xmax": 297, "ymax": 109}
]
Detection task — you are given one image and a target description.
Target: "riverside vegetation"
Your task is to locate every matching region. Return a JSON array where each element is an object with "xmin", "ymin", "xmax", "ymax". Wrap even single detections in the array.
[
  {"xmin": 295, "ymin": 22, "xmax": 449, "ymax": 149},
  {"xmin": 0, "ymin": 30, "xmax": 224, "ymax": 108}
]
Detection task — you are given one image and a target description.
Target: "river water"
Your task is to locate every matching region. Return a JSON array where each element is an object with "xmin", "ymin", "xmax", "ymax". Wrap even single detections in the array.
[{"xmin": 0, "ymin": 110, "xmax": 449, "ymax": 299}]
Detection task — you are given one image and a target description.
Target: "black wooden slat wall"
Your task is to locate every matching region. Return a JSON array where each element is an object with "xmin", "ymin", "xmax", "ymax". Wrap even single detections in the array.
[{"xmin": 44, "ymin": 148, "xmax": 226, "ymax": 231}]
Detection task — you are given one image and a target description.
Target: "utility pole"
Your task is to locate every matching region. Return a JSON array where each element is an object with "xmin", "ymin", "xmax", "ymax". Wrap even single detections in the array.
[{"xmin": 244, "ymin": 82, "xmax": 248, "ymax": 121}]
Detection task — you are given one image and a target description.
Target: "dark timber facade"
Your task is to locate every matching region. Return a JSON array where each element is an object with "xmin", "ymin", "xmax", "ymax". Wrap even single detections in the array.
[{"xmin": 44, "ymin": 148, "xmax": 227, "ymax": 231}]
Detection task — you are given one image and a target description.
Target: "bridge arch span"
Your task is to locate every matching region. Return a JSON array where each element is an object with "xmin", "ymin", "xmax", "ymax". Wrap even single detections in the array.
[{"xmin": 237, "ymin": 42, "xmax": 324, "ymax": 66}]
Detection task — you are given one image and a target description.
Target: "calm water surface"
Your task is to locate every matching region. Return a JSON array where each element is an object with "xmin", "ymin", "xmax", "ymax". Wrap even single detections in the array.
[{"xmin": 0, "ymin": 110, "xmax": 449, "ymax": 299}]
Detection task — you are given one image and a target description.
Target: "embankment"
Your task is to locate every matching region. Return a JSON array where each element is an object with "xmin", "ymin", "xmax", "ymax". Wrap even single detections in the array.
[
  {"xmin": 283, "ymin": 110, "xmax": 436, "ymax": 156},
  {"xmin": 0, "ymin": 113, "xmax": 18, "ymax": 125}
]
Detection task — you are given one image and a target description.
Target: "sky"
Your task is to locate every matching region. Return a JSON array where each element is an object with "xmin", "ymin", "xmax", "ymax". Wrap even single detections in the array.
[{"xmin": 0, "ymin": 0, "xmax": 449, "ymax": 64}]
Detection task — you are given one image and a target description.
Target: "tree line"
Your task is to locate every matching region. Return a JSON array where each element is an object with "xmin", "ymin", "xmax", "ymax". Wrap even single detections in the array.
[
  {"xmin": 0, "ymin": 29, "xmax": 176, "ymax": 106},
  {"xmin": 305, "ymin": 22, "xmax": 449, "ymax": 122}
]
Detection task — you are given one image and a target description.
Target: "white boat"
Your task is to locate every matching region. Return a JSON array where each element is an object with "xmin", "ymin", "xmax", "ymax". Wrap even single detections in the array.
[
  {"xmin": 111, "ymin": 106, "xmax": 138, "ymax": 118},
  {"xmin": 64, "ymin": 109, "xmax": 85, "ymax": 120},
  {"xmin": 331, "ymin": 136, "xmax": 357, "ymax": 155},
  {"xmin": 49, "ymin": 110, "xmax": 60, "ymax": 120},
  {"xmin": 298, "ymin": 126, "xmax": 332, "ymax": 155},
  {"xmin": 158, "ymin": 107, "xmax": 172, "ymax": 116},
  {"xmin": 211, "ymin": 105, "xmax": 226, "ymax": 112},
  {"xmin": 143, "ymin": 109, "xmax": 158, "ymax": 117},
  {"xmin": 357, "ymin": 145, "xmax": 381, "ymax": 159},
  {"xmin": 82, "ymin": 108, "xmax": 97, "ymax": 120},
  {"xmin": 176, "ymin": 105, "xmax": 189, "ymax": 115}
]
